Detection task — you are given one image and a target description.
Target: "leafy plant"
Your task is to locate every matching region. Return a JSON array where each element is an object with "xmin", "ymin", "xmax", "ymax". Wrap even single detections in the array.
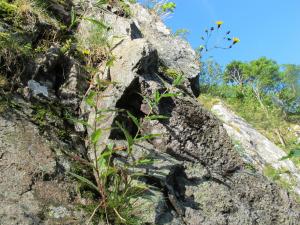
[
  {"xmin": 77, "ymin": 17, "xmax": 111, "ymax": 67},
  {"xmin": 96, "ymin": 0, "xmax": 136, "ymax": 17},
  {"xmin": 141, "ymin": 0, "xmax": 176, "ymax": 19},
  {"xmin": 281, "ymin": 149, "xmax": 300, "ymax": 160},
  {"xmin": 69, "ymin": 6, "xmax": 79, "ymax": 30},
  {"xmin": 68, "ymin": 58, "xmax": 185, "ymax": 224},
  {"xmin": 173, "ymin": 28, "xmax": 190, "ymax": 40}
]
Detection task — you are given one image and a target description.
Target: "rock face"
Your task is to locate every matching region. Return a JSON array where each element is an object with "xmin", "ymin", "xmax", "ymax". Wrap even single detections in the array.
[
  {"xmin": 211, "ymin": 102, "xmax": 300, "ymax": 195},
  {"xmin": 0, "ymin": 111, "xmax": 86, "ymax": 224},
  {"xmin": 78, "ymin": 2, "xmax": 300, "ymax": 225},
  {"xmin": 1, "ymin": 1, "xmax": 300, "ymax": 225}
]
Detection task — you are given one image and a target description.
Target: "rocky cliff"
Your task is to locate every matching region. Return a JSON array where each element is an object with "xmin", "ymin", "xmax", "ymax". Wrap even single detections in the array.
[
  {"xmin": 211, "ymin": 102, "xmax": 300, "ymax": 196},
  {"xmin": 0, "ymin": 1, "xmax": 300, "ymax": 225}
]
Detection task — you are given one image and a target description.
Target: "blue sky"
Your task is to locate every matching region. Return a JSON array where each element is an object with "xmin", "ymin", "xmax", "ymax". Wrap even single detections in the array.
[{"xmin": 160, "ymin": 0, "xmax": 300, "ymax": 67}]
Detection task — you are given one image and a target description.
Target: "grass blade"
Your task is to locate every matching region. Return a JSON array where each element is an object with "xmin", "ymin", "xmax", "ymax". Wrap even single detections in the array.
[{"xmin": 68, "ymin": 172, "xmax": 99, "ymax": 193}]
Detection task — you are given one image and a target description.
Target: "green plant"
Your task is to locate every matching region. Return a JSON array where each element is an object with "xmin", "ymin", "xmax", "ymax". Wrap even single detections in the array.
[
  {"xmin": 0, "ymin": 0, "xmax": 17, "ymax": 18},
  {"xmin": 77, "ymin": 17, "xmax": 111, "ymax": 67},
  {"xmin": 263, "ymin": 165, "xmax": 281, "ymax": 181},
  {"xmin": 60, "ymin": 39, "xmax": 73, "ymax": 54},
  {"xmin": 161, "ymin": 1, "xmax": 176, "ymax": 13},
  {"xmin": 141, "ymin": 0, "xmax": 176, "ymax": 19},
  {"xmin": 0, "ymin": 32, "xmax": 32, "ymax": 88},
  {"xmin": 173, "ymin": 28, "xmax": 190, "ymax": 40},
  {"xmin": 197, "ymin": 21, "xmax": 240, "ymax": 59},
  {"xmin": 281, "ymin": 148, "xmax": 300, "ymax": 160},
  {"xmin": 68, "ymin": 62, "xmax": 184, "ymax": 224},
  {"xmin": 96, "ymin": 0, "xmax": 136, "ymax": 17},
  {"xmin": 199, "ymin": 56, "xmax": 300, "ymax": 155},
  {"xmin": 69, "ymin": 6, "xmax": 79, "ymax": 30}
]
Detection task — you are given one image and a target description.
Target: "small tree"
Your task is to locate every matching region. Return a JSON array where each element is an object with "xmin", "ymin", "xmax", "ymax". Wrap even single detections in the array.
[
  {"xmin": 223, "ymin": 60, "xmax": 247, "ymax": 87},
  {"xmin": 243, "ymin": 57, "xmax": 281, "ymax": 109}
]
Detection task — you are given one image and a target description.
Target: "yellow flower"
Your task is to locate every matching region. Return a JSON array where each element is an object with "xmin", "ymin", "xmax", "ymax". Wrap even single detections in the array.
[
  {"xmin": 216, "ymin": 21, "xmax": 224, "ymax": 28},
  {"xmin": 233, "ymin": 37, "xmax": 240, "ymax": 44},
  {"xmin": 82, "ymin": 49, "xmax": 91, "ymax": 55}
]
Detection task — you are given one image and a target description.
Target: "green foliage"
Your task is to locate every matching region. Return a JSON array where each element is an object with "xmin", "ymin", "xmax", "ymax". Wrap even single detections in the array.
[
  {"xmin": 0, "ymin": 0, "xmax": 17, "ymax": 18},
  {"xmin": 223, "ymin": 60, "xmax": 247, "ymax": 86},
  {"xmin": 0, "ymin": 32, "xmax": 33, "ymax": 87},
  {"xmin": 161, "ymin": 1, "xmax": 176, "ymax": 13},
  {"xmin": 200, "ymin": 56, "xmax": 300, "ymax": 156},
  {"xmin": 172, "ymin": 73, "xmax": 184, "ymax": 87},
  {"xmin": 244, "ymin": 57, "xmax": 281, "ymax": 92},
  {"xmin": 281, "ymin": 149, "xmax": 300, "ymax": 160},
  {"xmin": 60, "ymin": 39, "xmax": 73, "ymax": 54},
  {"xmin": 263, "ymin": 165, "xmax": 281, "ymax": 181},
  {"xmin": 77, "ymin": 17, "xmax": 111, "ymax": 66},
  {"xmin": 96, "ymin": 0, "xmax": 136, "ymax": 17},
  {"xmin": 263, "ymin": 165, "xmax": 296, "ymax": 191},
  {"xmin": 141, "ymin": 0, "xmax": 176, "ymax": 19},
  {"xmin": 69, "ymin": 6, "xmax": 78, "ymax": 30},
  {"xmin": 160, "ymin": 66, "xmax": 184, "ymax": 81},
  {"xmin": 173, "ymin": 28, "xmax": 190, "ymax": 40},
  {"xmin": 68, "ymin": 57, "xmax": 184, "ymax": 224}
]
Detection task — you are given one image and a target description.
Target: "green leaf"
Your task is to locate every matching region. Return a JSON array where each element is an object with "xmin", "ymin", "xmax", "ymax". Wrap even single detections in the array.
[
  {"xmin": 68, "ymin": 172, "xmax": 99, "ymax": 193},
  {"xmin": 281, "ymin": 149, "xmax": 300, "ymax": 160},
  {"xmin": 65, "ymin": 115, "xmax": 92, "ymax": 128},
  {"xmin": 127, "ymin": 111, "xmax": 140, "ymax": 128},
  {"xmin": 99, "ymin": 151, "xmax": 112, "ymax": 160},
  {"xmin": 83, "ymin": 17, "xmax": 109, "ymax": 30},
  {"xmin": 106, "ymin": 55, "xmax": 116, "ymax": 68},
  {"xmin": 145, "ymin": 115, "xmax": 169, "ymax": 121},
  {"xmin": 96, "ymin": 0, "xmax": 109, "ymax": 7},
  {"xmin": 85, "ymin": 91, "xmax": 96, "ymax": 107},
  {"xmin": 69, "ymin": 6, "xmax": 77, "ymax": 29},
  {"xmin": 116, "ymin": 121, "xmax": 134, "ymax": 149},
  {"xmin": 101, "ymin": 166, "xmax": 118, "ymax": 178},
  {"xmin": 135, "ymin": 133, "xmax": 161, "ymax": 142},
  {"xmin": 160, "ymin": 93, "xmax": 178, "ymax": 98},
  {"xmin": 172, "ymin": 73, "xmax": 184, "ymax": 86},
  {"xmin": 161, "ymin": 2, "xmax": 176, "ymax": 13},
  {"xmin": 91, "ymin": 129, "xmax": 102, "ymax": 144},
  {"xmin": 135, "ymin": 158, "xmax": 154, "ymax": 165},
  {"xmin": 154, "ymin": 91, "xmax": 161, "ymax": 104}
]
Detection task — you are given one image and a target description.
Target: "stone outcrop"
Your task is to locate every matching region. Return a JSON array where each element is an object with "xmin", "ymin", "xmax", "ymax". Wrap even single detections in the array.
[
  {"xmin": 211, "ymin": 102, "xmax": 300, "ymax": 195},
  {"xmin": 1, "ymin": 1, "xmax": 300, "ymax": 225},
  {"xmin": 0, "ymin": 110, "xmax": 86, "ymax": 224},
  {"xmin": 77, "ymin": 2, "xmax": 300, "ymax": 224}
]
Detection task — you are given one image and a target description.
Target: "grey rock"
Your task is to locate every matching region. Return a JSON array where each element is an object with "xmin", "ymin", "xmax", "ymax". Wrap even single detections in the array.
[
  {"xmin": 58, "ymin": 59, "xmax": 89, "ymax": 107},
  {"xmin": 211, "ymin": 102, "xmax": 300, "ymax": 195},
  {"xmin": 131, "ymin": 4, "xmax": 200, "ymax": 80},
  {"xmin": 78, "ymin": 8, "xmax": 300, "ymax": 220},
  {"xmin": 3, "ymin": 1, "xmax": 299, "ymax": 225},
  {"xmin": 140, "ymin": 92, "xmax": 243, "ymax": 174},
  {"xmin": 110, "ymin": 38, "xmax": 158, "ymax": 86},
  {"xmin": 0, "ymin": 112, "xmax": 86, "ymax": 225},
  {"xmin": 77, "ymin": 2, "xmax": 200, "ymax": 95},
  {"xmin": 28, "ymin": 80, "xmax": 49, "ymax": 97},
  {"xmin": 84, "ymin": 84, "xmax": 127, "ymax": 160}
]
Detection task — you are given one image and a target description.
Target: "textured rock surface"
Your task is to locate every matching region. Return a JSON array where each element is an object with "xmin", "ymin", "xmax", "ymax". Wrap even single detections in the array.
[
  {"xmin": 131, "ymin": 4, "xmax": 200, "ymax": 80},
  {"xmin": 211, "ymin": 102, "xmax": 300, "ymax": 195},
  {"xmin": 78, "ymin": 2, "xmax": 300, "ymax": 224},
  {"xmin": 1, "ymin": 1, "xmax": 300, "ymax": 225},
  {"xmin": 0, "ymin": 111, "xmax": 86, "ymax": 224},
  {"xmin": 77, "ymin": 1, "xmax": 200, "ymax": 95}
]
